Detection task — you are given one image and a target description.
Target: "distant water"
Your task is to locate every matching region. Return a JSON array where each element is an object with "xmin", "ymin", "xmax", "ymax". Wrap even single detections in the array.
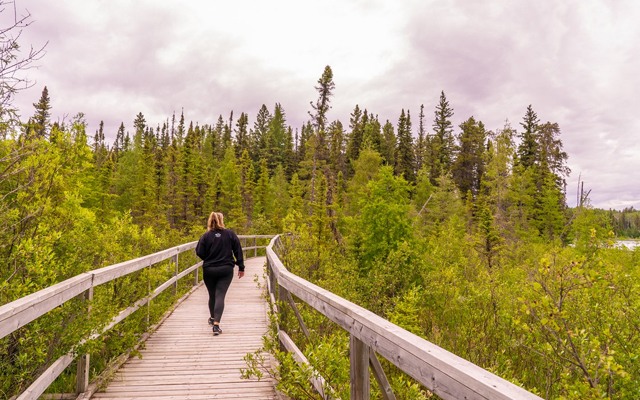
[{"xmin": 616, "ymin": 240, "xmax": 640, "ymax": 249}]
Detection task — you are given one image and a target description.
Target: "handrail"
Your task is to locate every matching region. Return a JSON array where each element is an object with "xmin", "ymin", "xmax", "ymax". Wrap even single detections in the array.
[
  {"xmin": 0, "ymin": 234, "xmax": 273, "ymax": 400},
  {"xmin": 266, "ymin": 235, "xmax": 542, "ymax": 400}
]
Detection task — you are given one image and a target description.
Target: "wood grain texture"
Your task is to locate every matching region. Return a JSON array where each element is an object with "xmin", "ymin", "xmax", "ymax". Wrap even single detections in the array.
[{"xmin": 92, "ymin": 257, "xmax": 277, "ymax": 400}]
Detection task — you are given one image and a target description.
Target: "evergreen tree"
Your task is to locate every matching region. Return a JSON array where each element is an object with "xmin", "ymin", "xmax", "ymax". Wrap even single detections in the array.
[
  {"xmin": 265, "ymin": 103, "xmax": 288, "ymax": 170},
  {"xmin": 516, "ymin": 105, "xmax": 539, "ymax": 169},
  {"xmin": 238, "ymin": 149, "xmax": 255, "ymax": 229},
  {"xmin": 214, "ymin": 147, "xmax": 243, "ymax": 226},
  {"xmin": 346, "ymin": 104, "xmax": 364, "ymax": 165},
  {"xmin": 394, "ymin": 109, "xmax": 415, "ymax": 183},
  {"xmin": 430, "ymin": 91, "xmax": 455, "ymax": 183},
  {"xmin": 213, "ymin": 115, "xmax": 227, "ymax": 160},
  {"xmin": 252, "ymin": 104, "xmax": 271, "ymax": 162},
  {"xmin": 92, "ymin": 120, "xmax": 107, "ymax": 167},
  {"xmin": 254, "ymin": 158, "xmax": 270, "ymax": 219},
  {"xmin": 362, "ymin": 112, "xmax": 382, "ymax": 152},
  {"xmin": 269, "ymin": 164, "xmax": 290, "ymax": 232},
  {"xmin": 234, "ymin": 112, "xmax": 249, "ymax": 157},
  {"xmin": 415, "ymin": 104, "xmax": 427, "ymax": 171},
  {"xmin": 309, "ymin": 65, "xmax": 335, "ymax": 133},
  {"xmin": 32, "ymin": 86, "xmax": 51, "ymax": 138},
  {"xmin": 452, "ymin": 116, "xmax": 487, "ymax": 201},
  {"xmin": 380, "ymin": 120, "xmax": 396, "ymax": 166},
  {"xmin": 327, "ymin": 120, "xmax": 347, "ymax": 178},
  {"xmin": 114, "ymin": 122, "xmax": 126, "ymax": 156}
]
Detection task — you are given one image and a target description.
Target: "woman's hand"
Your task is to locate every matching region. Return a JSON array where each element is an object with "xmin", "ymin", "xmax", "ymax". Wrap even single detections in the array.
[{"xmin": 238, "ymin": 270, "xmax": 245, "ymax": 279}]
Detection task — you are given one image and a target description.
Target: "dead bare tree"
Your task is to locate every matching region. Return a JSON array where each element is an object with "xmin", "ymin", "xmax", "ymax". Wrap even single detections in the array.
[{"xmin": 0, "ymin": 0, "xmax": 47, "ymax": 133}]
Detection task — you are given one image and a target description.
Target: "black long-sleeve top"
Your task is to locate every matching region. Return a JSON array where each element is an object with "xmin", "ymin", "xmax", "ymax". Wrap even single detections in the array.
[{"xmin": 195, "ymin": 228, "xmax": 245, "ymax": 271}]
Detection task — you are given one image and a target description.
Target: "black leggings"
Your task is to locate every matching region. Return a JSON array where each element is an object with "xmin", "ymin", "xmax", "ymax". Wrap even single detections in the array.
[{"xmin": 202, "ymin": 265, "xmax": 234, "ymax": 323}]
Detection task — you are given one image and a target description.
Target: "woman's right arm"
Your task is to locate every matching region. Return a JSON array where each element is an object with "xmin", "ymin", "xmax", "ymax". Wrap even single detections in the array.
[{"xmin": 195, "ymin": 233, "xmax": 207, "ymax": 260}]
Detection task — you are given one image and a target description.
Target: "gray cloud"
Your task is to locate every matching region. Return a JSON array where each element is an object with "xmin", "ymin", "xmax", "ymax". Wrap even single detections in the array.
[{"xmin": 8, "ymin": 0, "xmax": 640, "ymax": 209}]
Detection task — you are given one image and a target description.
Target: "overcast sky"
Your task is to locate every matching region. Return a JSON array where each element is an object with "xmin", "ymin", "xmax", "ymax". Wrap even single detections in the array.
[{"xmin": 6, "ymin": 0, "xmax": 640, "ymax": 210}]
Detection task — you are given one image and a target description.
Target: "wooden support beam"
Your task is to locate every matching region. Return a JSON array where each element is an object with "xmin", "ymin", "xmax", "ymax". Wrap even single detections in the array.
[{"xmin": 350, "ymin": 334, "xmax": 370, "ymax": 400}]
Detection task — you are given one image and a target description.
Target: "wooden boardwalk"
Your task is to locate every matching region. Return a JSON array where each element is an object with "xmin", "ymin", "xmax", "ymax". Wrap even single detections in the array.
[{"xmin": 92, "ymin": 257, "xmax": 277, "ymax": 400}]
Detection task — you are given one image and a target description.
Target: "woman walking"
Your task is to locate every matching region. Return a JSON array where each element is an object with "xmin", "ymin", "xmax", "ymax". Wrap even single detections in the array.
[{"xmin": 195, "ymin": 212, "xmax": 244, "ymax": 335}]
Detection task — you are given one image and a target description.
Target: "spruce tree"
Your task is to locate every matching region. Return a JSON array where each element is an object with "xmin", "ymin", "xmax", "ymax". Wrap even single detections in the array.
[
  {"xmin": 265, "ymin": 103, "xmax": 288, "ymax": 170},
  {"xmin": 415, "ymin": 104, "xmax": 427, "ymax": 171},
  {"xmin": 327, "ymin": 120, "xmax": 347, "ymax": 178},
  {"xmin": 346, "ymin": 104, "xmax": 364, "ymax": 165},
  {"xmin": 309, "ymin": 65, "xmax": 335, "ymax": 133},
  {"xmin": 394, "ymin": 109, "xmax": 415, "ymax": 183},
  {"xmin": 252, "ymin": 104, "xmax": 271, "ymax": 162},
  {"xmin": 234, "ymin": 112, "xmax": 249, "ymax": 157},
  {"xmin": 380, "ymin": 120, "xmax": 396, "ymax": 166},
  {"xmin": 362, "ymin": 112, "xmax": 382, "ymax": 152},
  {"xmin": 516, "ymin": 105, "xmax": 539, "ymax": 169},
  {"xmin": 430, "ymin": 91, "xmax": 455, "ymax": 183},
  {"xmin": 452, "ymin": 116, "xmax": 487, "ymax": 201},
  {"xmin": 32, "ymin": 86, "xmax": 51, "ymax": 138}
]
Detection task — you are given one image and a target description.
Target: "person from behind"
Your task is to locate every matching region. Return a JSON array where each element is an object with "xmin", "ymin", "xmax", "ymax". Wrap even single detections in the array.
[{"xmin": 195, "ymin": 211, "xmax": 244, "ymax": 336}]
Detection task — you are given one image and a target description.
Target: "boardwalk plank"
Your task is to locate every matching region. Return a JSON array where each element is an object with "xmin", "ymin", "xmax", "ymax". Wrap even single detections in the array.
[{"xmin": 93, "ymin": 257, "xmax": 277, "ymax": 399}]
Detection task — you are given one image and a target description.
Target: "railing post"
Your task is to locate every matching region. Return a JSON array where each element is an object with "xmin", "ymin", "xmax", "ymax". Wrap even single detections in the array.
[
  {"xmin": 76, "ymin": 286, "xmax": 94, "ymax": 394},
  {"xmin": 254, "ymin": 236, "xmax": 257, "ymax": 257},
  {"xmin": 194, "ymin": 262, "xmax": 199, "ymax": 286},
  {"xmin": 172, "ymin": 253, "xmax": 179, "ymax": 295},
  {"xmin": 350, "ymin": 334, "xmax": 370, "ymax": 400},
  {"xmin": 146, "ymin": 270, "xmax": 151, "ymax": 328}
]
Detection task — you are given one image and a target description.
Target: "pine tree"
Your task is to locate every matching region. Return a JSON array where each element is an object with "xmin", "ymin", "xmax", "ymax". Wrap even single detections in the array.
[
  {"xmin": 92, "ymin": 120, "xmax": 107, "ymax": 167},
  {"xmin": 252, "ymin": 104, "xmax": 271, "ymax": 162},
  {"xmin": 238, "ymin": 149, "xmax": 255, "ymax": 230},
  {"xmin": 380, "ymin": 120, "xmax": 396, "ymax": 166},
  {"xmin": 430, "ymin": 91, "xmax": 455, "ymax": 183},
  {"xmin": 253, "ymin": 158, "xmax": 270, "ymax": 219},
  {"xmin": 516, "ymin": 105, "xmax": 539, "ymax": 169},
  {"xmin": 346, "ymin": 104, "xmax": 364, "ymax": 165},
  {"xmin": 394, "ymin": 109, "xmax": 415, "ymax": 183},
  {"xmin": 327, "ymin": 120, "xmax": 347, "ymax": 178},
  {"xmin": 265, "ymin": 103, "xmax": 288, "ymax": 170},
  {"xmin": 32, "ymin": 86, "xmax": 51, "ymax": 138},
  {"xmin": 114, "ymin": 122, "xmax": 126, "ymax": 156},
  {"xmin": 309, "ymin": 65, "xmax": 335, "ymax": 133},
  {"xmin": 362, "ymin": 112, "xmax": 382, "ymax": 152},
  {"xmin": 234, "ymin": 112, "xmax": 249, "ymax": 157},
  {"xmin": 215, "ymin": 147, "xmax": 243, "ymax": 227},
  {"xmin": 452, "ymin": 116, "xmax": 487, "ymax": 201}
]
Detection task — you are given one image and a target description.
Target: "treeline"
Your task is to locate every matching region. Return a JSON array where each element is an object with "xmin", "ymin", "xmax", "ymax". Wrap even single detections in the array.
[
  {"xmin": 1, "ymin": 65, "xmax": 638, "ymax": 398},
  {"xmin": 610, "ymin": 207, "xmax": 640, "ymax": 238}
]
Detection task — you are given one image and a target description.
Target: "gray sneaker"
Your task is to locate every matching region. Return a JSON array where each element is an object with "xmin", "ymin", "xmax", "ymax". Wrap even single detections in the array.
[{"xmin": 213, "ymin": 325, "xmax": 222, "ymax": 336}]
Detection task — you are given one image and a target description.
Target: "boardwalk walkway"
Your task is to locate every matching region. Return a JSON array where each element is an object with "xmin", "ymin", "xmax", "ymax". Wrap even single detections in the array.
[{"xmin": 92, "ymin": 257, "xmax": 277, "ymax": 400}]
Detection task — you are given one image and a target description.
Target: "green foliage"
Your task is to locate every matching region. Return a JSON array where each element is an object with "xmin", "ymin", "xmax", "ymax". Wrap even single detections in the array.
[{"xmin": 2, "ymin": 62, "xmax": 637, "ymax": 399}]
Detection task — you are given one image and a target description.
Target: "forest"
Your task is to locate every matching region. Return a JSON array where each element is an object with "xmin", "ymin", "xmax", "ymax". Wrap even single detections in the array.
[{"xmin": 1, "ymin": 60, "xmax": 639, "ymax": 399}]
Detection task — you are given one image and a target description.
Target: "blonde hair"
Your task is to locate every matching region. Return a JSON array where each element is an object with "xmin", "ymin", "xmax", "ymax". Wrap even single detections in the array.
[{"xmin": 207, "ymin": 212, "xmax": 226, "ymax": 231}]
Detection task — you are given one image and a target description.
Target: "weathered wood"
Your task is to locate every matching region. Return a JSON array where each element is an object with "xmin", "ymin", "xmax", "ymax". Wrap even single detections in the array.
[
  {"xmin": 76, "ymin": 287, "xmax": 94, "ymax": 394},
  {"xmin": 350, "ymin": 335, "xmax": 370, "ymax": 400},
  {"xmin": 16, "ymin": 354, "xmax": 75, "ymax": 400},
  {"xmin": 0, "ymin": 274, "xmax": 93, "ymax": 339},
  {"xmin": 3, "ymin": 237, "xmax": 272, "ymax": 400},
  {"xmin": 76, "ymin": 283, "xmax": 203, "ymax": 400},
  {"xmin": 92, "ymin": 257, "xmax": 277, "ymax": 399},
  {"xmin": 369, "ymin": 351, "xmax": 396, "ymax": 400},
  {"xmin": 266, "ymin": 236, "xmax": 542, "ymax": 400},
  {"xmin": 285, "ymin": 290, "xmax": 311, "ymax": 339},
  {"xmin": 278, "ymin": 330, "xmax": 332, "ymax": 400},
  {"xmin": 172, "ymin": 253, "xmax": 179, "ymax": 294}
]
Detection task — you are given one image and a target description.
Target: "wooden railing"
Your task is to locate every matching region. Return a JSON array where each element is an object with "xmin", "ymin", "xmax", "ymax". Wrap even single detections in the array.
[
  {"xmin": 0, "ymin": 235, "xmax": 273, "ymax": 400},
  {"xmin": 266, "ymin": 235, "xmax": 543, "ymax": 400}
]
